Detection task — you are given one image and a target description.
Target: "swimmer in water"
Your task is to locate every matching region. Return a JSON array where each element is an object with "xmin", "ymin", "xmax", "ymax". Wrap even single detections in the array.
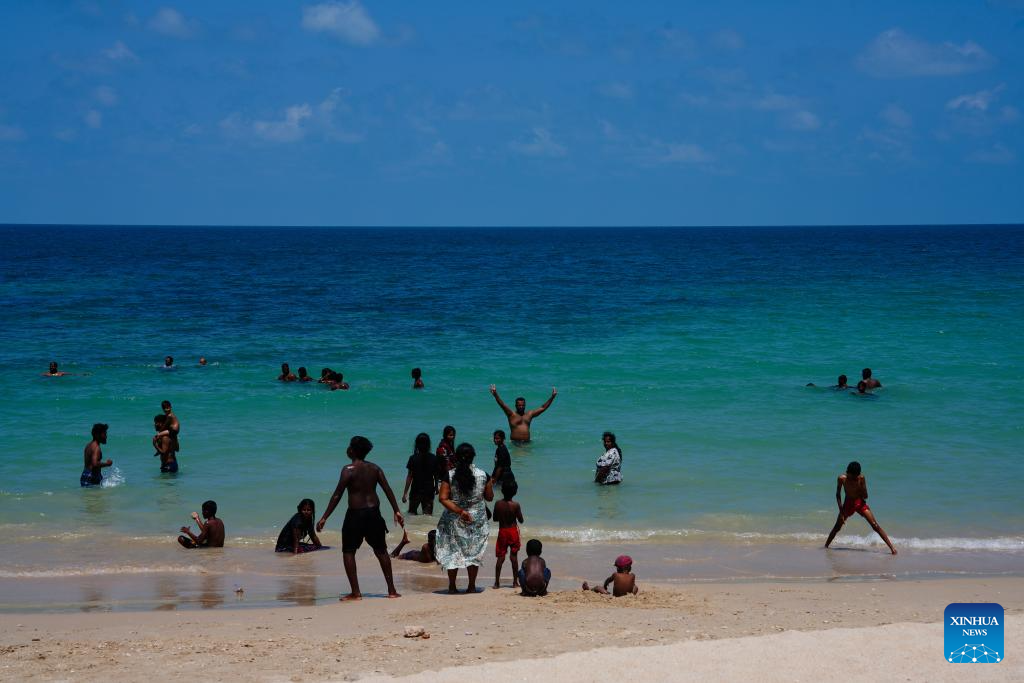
[
  {"xmin": 198, "ymin": 357, "xmax": 207, "ymax": 366},
  {"xmin": 861, "ymin": 368, "xmax": 882, "ymax": 390},
  {"xmin": 43, "ymin": 361, "xmax": 70, "ymax": 377},
  {"xmin": 411, "ymin": 367, "xmax": 424, "ymax": 389},
  {"xmin": 297, "ymin": 366, "xmax": 313, "ymax": 382},
  {"xmin": 329, "ymin": 371, "xmax": 349, "ymax": 391},
  {"xmin": 163, "ymin": 355, "xmax": 174, "ymax": 369},
  {"xmin": 318, "ymin": 368, "xmax": 333, "ymax": 384},
  {"xmin": 833, "ymin": 374, "xmax": 850, "ymax": 390},
  {"xmin": 824, "ymin": 461, "xmax": 897, "ymax": 555},
  {"xmin": 153, "ymin": 414, "xmax": 177, "ymax": 473},
  {"xmin": 278, "ymin": 363, "xmax": 297, "ymax": 382},
  {"xmin": 489, "ymin": 385, "xmax": 557, "ymax": 444}
]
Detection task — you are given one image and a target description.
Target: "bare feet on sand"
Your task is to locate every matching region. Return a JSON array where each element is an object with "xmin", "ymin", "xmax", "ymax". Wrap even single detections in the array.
[{"xmin": 340, "ymin": 593, "xmax": 363, "ymax": 601}]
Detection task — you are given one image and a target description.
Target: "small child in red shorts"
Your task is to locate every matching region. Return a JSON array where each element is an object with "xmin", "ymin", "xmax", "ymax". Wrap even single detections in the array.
[{"xmin": 492, "ymin": 479, "xmax": 523, "ymax": 589}]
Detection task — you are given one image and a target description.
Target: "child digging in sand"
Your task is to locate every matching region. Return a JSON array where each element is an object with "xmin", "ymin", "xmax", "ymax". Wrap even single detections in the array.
[
  {"xmin": 583, "ymin": 554, "xmax": 639, "ymax": 596},
  {"xmin": 824, "ymin": 460, "xmax": 897, "ymax": 555},
  {"xmin": 493, "ymin": 479, "xmax": 523, "ymax": 589}
]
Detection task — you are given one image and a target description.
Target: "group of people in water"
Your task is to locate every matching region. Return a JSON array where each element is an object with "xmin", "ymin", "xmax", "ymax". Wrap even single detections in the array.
[
  {"xmin": 807, "ymin": 367, "xmax": 883, "ymax": 396},
  {"xmin": 66, "ymin": 357, "xmax": 897, "ymax": 604}
]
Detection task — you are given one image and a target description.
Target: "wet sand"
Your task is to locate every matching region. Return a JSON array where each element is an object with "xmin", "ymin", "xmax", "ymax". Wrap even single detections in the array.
[{"xmin": 1, "ymin": 577, "xmax": 1020, "ymax": 681}]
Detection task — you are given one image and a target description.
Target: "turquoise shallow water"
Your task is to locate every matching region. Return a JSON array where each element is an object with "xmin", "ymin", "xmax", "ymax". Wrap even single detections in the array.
[{"xmin": 0, "ymin": 225, "xmax": 1022, "ymax": 570}]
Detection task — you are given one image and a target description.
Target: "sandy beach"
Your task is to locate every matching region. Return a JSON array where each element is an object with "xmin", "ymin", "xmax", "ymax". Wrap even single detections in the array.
[{"xmin": 2, "ymin": 576, "xmax": 1020, "ymax": 681}]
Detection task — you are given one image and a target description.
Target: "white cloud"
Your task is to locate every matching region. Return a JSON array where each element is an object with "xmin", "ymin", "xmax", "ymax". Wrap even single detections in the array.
[
  {"xmin": 598, "ymin": 81, "xmax": 633, "ymax": 100},
  {"xmin": 710, "ymin": 29, "xmax": 744, "ymax": 51},
  {"xmin": 84, "ymin": 110, "xmax": 102, "ymax": 129},
  {"xmin": 221, "ymin": 90, "xmax": 363, "ymax": 144},
  {"xmin": 946, "ymin": 84, "xmax": 1005, "ymax": 111},
  {"xmin": 661, "ymin": 142, "xmax": 713, "ymax": 163},
  {"xmin": 968, "ymin": 143, "xmax": 1015, "ymax": 164},
  {"xmin": 302, "ymin": 1, "xmax": 379, "ymax": 46},
  {"xmin": 93, "ymin": 85, "xmax": 118, "ymax": 107},
  {"xmin": 857, "ymin": 28, "xmax": 995, "ymax": 77},
  {"xmin": 786, "ymin": 110, "xmax": 821, "ymax": 131},
  {"xmin": 509, "ymin": 127, "xmax": 567, "ymax": 158},
  {"xmin": 0, "ymin": 124, "xmax": 26, "ymax": 142},
  {"xmin": 148, "ymin": 7, "xmax": 198, "ymax": 39},
  {"xmin": 102, "ymin": 40, "xmax": 138, "ymax": 62},
  {"xmin": 880, "ymin": 104, "xmax": 913, "ymax": 128}
]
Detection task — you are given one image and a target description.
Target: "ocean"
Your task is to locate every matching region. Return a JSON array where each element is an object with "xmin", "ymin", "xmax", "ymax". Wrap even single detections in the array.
[{"xmin": 1, "ymin": 225, "xmax": 1022, "ymax": 609}]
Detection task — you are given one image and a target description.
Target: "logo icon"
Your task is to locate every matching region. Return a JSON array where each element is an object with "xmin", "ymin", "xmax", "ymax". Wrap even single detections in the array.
[{"xmin": 945, "ymin": 603, "xmax": 1003, "ymax": 663}]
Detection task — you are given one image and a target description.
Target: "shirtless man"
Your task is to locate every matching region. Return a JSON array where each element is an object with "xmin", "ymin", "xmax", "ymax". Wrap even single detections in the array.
[
  {"xmin": 178, "ymin": 500, "xmax": 225, "ymax": 549},
  {"xmin": 861, "ymin": 368, "xmax": 882, "ymax": 390},
  {"xmin": 81, "ymin": 423, "xmax": 112, "ymax": 487},
  {"xmin": 278, "ymin": 363, "xmax": 297, "ymax": 382},
  {"xmin": 824, "ymin": 461, "xmax": 897, "ymax": 554},
  {"xmin": 153, "ymin": 414, "xmax": 177, "ymax": 473},
  {"xmin": 159, "ymin": 400, "xmax": 181, "ymax": 456},
  {"xmin": 489, "ymin": 385, "xmax": 557, "ymax": 444},
  {"xmin": 316, "ymin": 436, "xmax": 405, "ymax": 600},
  {"xmin": 44, "ymin": 361, "xmax": 70, "ymax": 377}
]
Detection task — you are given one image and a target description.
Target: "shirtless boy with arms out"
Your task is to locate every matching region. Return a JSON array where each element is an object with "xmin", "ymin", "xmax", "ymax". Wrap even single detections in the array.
[
  {"xmin": 489, "ymin": 385, "xmax": 556, "ymax": 444},
  {"xmin": 824, "ymin": 460, "xmax": 897, "ymax": 555},
  {"xmin": 316, "ymin": 436, "xmax": 405, "ymax": 600}
]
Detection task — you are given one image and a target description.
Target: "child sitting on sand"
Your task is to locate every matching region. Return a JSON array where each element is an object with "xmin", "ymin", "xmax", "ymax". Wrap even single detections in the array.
[
  {"xmin": 583, "ymin": 555, "xmax": 639, "ymax": 596},
  {"xmin": 178, "ymin": 500, "xmax": 225, "ymax": 549},
  {"xmin": 518, "ymin": 539, "xmax": 550, "ymax": 597},
  {"xmin": 493, "ymin": 479, "xmax": 523, "ymax": 589},
  {"xmin": 390, "ymin": 528, "xmax": 436, "ymax": 563}
]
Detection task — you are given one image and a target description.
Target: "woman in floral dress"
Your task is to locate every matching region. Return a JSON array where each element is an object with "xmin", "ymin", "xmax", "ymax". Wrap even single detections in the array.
[{"xmin": 436, "ymin": 443, "xmax": 494, "ymax": 593}]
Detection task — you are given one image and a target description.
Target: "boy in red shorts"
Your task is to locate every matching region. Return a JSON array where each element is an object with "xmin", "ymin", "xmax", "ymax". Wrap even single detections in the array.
[
  {"xmin": 492, "ymin": 479, "xmax": 524, "ymax": 589},
  {"xmin": 824, "ymin": 460, "xmax": 897, "ymax": 555}
]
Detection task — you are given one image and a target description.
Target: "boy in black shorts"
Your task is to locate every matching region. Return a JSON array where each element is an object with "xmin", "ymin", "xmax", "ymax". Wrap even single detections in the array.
[{"xmin": 317, "ymin": 435, "xmax": 405, "ymax": 600}]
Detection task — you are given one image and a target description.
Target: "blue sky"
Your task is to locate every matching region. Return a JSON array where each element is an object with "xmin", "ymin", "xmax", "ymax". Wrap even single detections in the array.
[{"xmin": 1, "ymin": 1, "xmax": 1022, "ymax": 226}]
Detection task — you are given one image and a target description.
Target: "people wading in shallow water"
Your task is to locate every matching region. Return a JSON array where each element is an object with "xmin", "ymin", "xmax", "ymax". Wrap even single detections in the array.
[
  {"xmin": 489, "ymin": 385, "xmax": 557, "ymax": 444},
  {"xmin": 594, "ymin": 432, "xmax": 623, "ymax": 485}
]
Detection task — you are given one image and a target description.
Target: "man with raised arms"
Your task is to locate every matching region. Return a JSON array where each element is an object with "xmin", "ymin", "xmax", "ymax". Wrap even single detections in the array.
[
  {"xmin": 316, "ymin": 435, "xmax": 405, "ymax": 600},
  {"xmin": 489, "ymin": 385, "xmax": 557, "ymax": 444}
]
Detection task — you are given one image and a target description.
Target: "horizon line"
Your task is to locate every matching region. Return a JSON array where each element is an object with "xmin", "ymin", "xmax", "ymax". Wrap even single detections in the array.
[{"xmin": 2, "ymin": 222, "xmax": 1023, "ymax": 230}]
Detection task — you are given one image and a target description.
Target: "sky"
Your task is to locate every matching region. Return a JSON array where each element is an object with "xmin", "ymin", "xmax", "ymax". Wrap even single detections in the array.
[{"xmin": 0, "ymin": 1, "xmax": 1022, "ymax": 226}]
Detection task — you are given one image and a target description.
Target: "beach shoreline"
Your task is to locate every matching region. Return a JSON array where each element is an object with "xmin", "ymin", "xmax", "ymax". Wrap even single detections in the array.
[{"xmin": 2, "ymin": 576, "xmax": 1019, "ymax": 681}]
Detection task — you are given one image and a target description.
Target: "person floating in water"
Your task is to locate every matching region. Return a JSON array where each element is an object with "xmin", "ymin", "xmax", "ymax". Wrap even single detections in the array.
[
  {"xmin": 178, "ymin": 500, "xmax": 225, "ymax": 549},
  {"xmin": 278, "ymin": 363, "xmax": 297, "ymax": 382},
  {"xmin": 489, "ymin": 384, "xmax": 557, "ymax": 444},
  {"xmin": 316, "ymin": 435, "xmax": 405, "ymax": 600},
  {"xmin": 153, "ymin": 414, "xmax": 177, "ymax": 473},
  {"xmin": 163, "ymin": 355, "xmax": 174, "ymax": 369},
  {"xmin": 583, "ymin": 555, "xmax": 639, "ymax": 596},
  {"xmin": 824, "ymin": 461, "xmax": 897, "ymax": 555},
  {"xmin": 275, "ymin": 499, "xmax": 323, "ymax": 553},
  {"xmin": 518, "ymin": 539, "xmax": 550, "ymax": 597},
  {"xmin": 318, "ymin": 368, "xmax": 334, "ymax": 384},
  {"xmin": 595, "ymin": 432, "xmax": 623, "ymax": 485},
  {"xmin": 81, "ymin": 423, "xmax": 112, "ymax": 487},
  {"xmin": 861, "ymin": 368, "xmax": 882, "ymax": 390},
  {"xmin": 43, "ymin": 361, "xmax": 70, "ymax": 377},
  {"xmin": 390, "ymin": 529, "xmax": 436, "ymax": 563},
  {"xmin": 328, "ymin": 371, "xmax": 349, "ymax": 391},
  {"xmin": 296, "ymin": 367, "xmax": 313, "ymax": 382},
  {"xmin": 493, "ymin": 479, "xmax": 523, "ymax": 589},
  {"xmin": 411, "ymin": 367, "xmax": 424, "ymax": 389},
  {"xmin": 198, "ymin": 357, "xmax": 208, "ymax": 367},
  {"xmin": 833, "ymin": 374, "xmax": 849, "ymax": 390}
]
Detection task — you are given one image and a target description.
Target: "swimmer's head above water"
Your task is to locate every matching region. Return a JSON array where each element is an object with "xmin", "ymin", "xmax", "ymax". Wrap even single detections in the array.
[
  {"xmin": 164, "ymin": 356, "xmax": 174, "ymax": 367},
  {"xmin": 514, "ymin": 397, "xmax": 526, "ymax": 415}
]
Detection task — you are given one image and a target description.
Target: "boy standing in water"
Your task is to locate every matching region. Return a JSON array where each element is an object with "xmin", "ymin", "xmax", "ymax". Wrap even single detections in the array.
[
  {"xmin": 824, "ymin": 461, "xmax": 897, "ymax": 554},
  {"xmin": 81, "ymin": 423, "xmax": 112, "ymax": 487},
  {"xmin": 316, "ymin": 435, "xmax": 405, "ymax": 600},
  {"xmin": 493, "ymin": 479, "xmax": 524, "ymax": 589},
  {"xmin": 178, "ymin": 500, "xmax": 225, "ymax": 548}
]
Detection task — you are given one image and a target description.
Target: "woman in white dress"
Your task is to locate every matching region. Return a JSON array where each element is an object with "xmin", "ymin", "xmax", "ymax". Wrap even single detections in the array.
[
  {"xmin": 436, "ymin": 443, "xmax": 494, "ymax": 593},
  {"xmin": 595, "ymin": 432, "xmax": 623, "ymax": 485}
]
